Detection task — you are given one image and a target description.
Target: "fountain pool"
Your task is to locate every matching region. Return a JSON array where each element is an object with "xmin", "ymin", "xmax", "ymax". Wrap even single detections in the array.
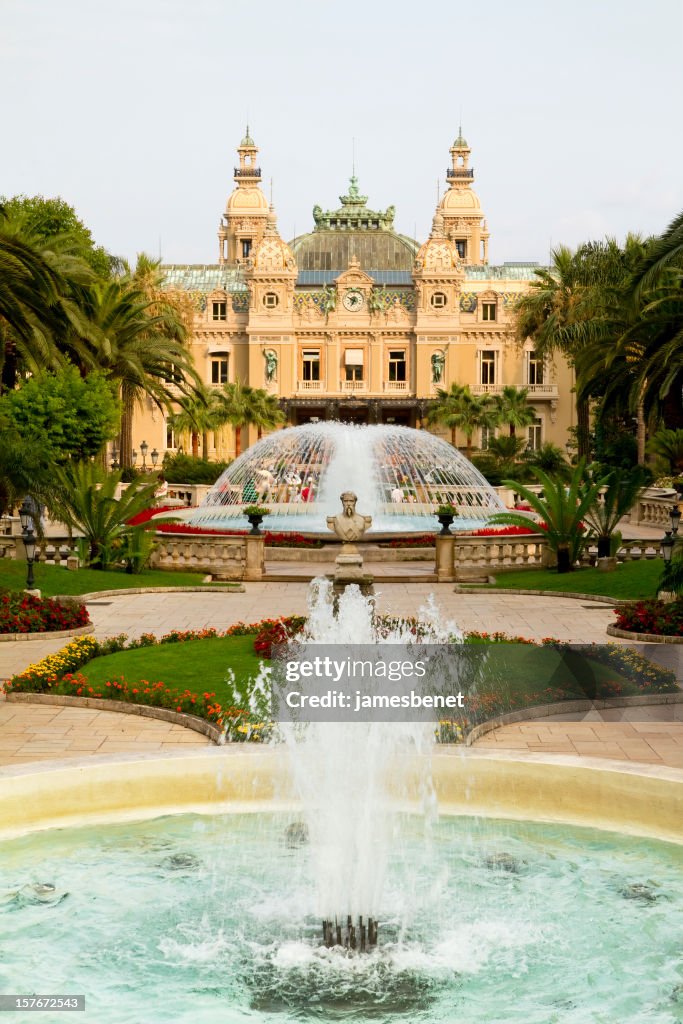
[
  {"xmin": 2, "ymin": 812, "xmax": 682, "ymax": 1023},
  {"xmin": 170, "ymin": 423, "xmax": 504, "ymax": 534}
]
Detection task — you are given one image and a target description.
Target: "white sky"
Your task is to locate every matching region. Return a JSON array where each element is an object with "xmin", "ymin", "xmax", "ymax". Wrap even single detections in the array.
[{"xmin": 2, "ymin": 0, "xmax": 681, "ymax": 266}]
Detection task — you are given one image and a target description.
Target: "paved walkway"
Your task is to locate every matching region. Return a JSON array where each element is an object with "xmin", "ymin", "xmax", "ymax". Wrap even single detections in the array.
[
  {"xmin": 1, "ymin": 581, "xmax": 682, "ymax": 772},
  {"xmin": 0, "ymin": 583, "xmax": 622, "ymax": 682},
  {"xmin": 0, "ymin": 704, "xmax": 209, "ymax": 765}
]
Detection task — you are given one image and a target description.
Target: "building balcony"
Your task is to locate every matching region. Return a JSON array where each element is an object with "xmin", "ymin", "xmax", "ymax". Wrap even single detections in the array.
[
  {"xmin": 341, "ymin": 380, "xmax": 368, "ymax": 393},
  {"xmin": 470, "ymin": 383, "xmax": 559, "ymax": 399},
  {"xmin": 384, "ymin": 380, "xmax": 409, "ymax": 393},
  {"xmin": 446, "ymin": 168, "xmax": 474, "ymax": 180},
  {"xmin": 297, "ymin": 379, "xmax": 323, "ymax": 392},
  {"xmin": 234, "ymin": 167, "xmax": 261, "ymax": 178},
  {"xmin": 525, "ymin": 383, "xmax": 559, "ymax": 398}
]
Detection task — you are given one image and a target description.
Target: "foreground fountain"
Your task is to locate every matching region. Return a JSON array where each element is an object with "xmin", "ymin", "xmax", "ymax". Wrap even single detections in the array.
[{"xmin": 173, "ymin": 422, "xmax": 504, "ymax": 534}]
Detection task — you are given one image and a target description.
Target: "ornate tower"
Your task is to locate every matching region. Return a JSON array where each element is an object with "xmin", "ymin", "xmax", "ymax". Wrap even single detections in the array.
[
  {"xmin": 218, "ymin": 128, "xmax": 270, "ymax": 265},
  {"xmin": 439, "ymin": 128, "xmax": 489, "ymax": 265}
]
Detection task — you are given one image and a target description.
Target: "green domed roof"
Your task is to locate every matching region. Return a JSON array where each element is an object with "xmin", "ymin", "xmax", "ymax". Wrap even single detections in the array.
[
  {"xmin": 453, "ymin": 126, "xmax": 468, "ymax": 148},
  {"xmin": 240, "ymin": 125, "xmax": 255, "ymax": 147},
  {"xmin": 290, "ymin": 176, "xmax": 418, "ymax": 273}
]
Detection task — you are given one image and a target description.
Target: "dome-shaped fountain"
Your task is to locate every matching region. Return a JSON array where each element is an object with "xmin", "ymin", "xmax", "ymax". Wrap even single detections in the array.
[{"xmin": 177, "ymin": 423, "xmax": 504, "ymax": 534}]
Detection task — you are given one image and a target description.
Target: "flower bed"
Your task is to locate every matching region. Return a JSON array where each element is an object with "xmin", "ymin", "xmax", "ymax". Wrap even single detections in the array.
[
  {"xmin": 613, "ymin": 599, "xmax": 683, "ymax": 636},
  {"xmin": 6, "ymin": 617, "xmax": 676, "ymax": 743},
  {"xmin": 0, "ymin": 592, "xmax": 90, "ymax": 634},
  {"xmin": 471, "ymin": 525, "xmax": 538, "ymax": 537}
]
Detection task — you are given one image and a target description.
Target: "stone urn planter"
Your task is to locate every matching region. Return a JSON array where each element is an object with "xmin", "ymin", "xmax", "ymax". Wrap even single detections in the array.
[
  {"xmin": 435, "ymin": 506, "xmax": 457, "ymax": 536},
  {"xmin": 244, "ymin": 506, "xmax": 269, "ymax": 536}
]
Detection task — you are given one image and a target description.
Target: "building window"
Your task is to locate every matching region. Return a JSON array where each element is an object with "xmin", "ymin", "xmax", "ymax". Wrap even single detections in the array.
[
  {"xmin": 263, "ymin": 292, "xmax": 279, "ymax": 309},
  {"xmin": 388, "ymin": 350, "xmax": 407, "ymax": 382},
  {"xmin": 480, "ymin": 424, "xmax": 494, "ymax": 450},
  {"xmin": 212, "ymin": 301, "xmax": 227, "ymax": 321},
  {"xmin": 431, "ymin": 291, "xmax": 447, "ymax": 308},
  {"xmin": 527, "ymin": 418, "xmax": 543, "ymax": 451},
  {"xmin": 482, "ymin": 301, "xmax": 497, "ymax": 322},
  {"xmin": 455, "ymin": 240, "xmax": 467, "ymax": 259},
  {"xmin": 210, "ymin": 354, "xmax": 229, "ymax": 385},
  {"xmin": 242, "ymin": 239, "xmax": 252, "ymax": 259},
  {"xmin": 166, "ymin": 423, "xmax": 177, "ymax": 450},
  {"xmin": 345, "ymin": 364, "xmax": 363, "ymax": 381},
  {"xmin": 344, "ymin": 349, "xmax": 364, "ymax": 381},
  {"xmin": 302, "ymin": 349, "xmax": 321, "ymax": 381},
  {"xmin": 527, "ymin": 349, "xmax": 544, "ymax": 385},
  {"xmin": 480, "ymin": 350, "xmax": 496, "ymax": 385}
]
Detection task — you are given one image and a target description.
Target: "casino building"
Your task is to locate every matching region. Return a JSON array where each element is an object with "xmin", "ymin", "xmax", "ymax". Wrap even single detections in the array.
[{"xmin": 134, "ymin": 129, "xmax": 574, "ymax": 460}]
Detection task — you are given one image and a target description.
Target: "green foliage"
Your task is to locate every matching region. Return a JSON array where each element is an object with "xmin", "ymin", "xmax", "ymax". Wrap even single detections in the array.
[
  {"xmin": 1, "ymin": 366, "xmax": 120, "ymax": 462},
  {"xmin": 490, "ymin": 460, "xmax": 609, "ymax": 572},
  {"xmin": 427, "ymin": 383, "xmax": 498, "ymax": 450},
  {"xmin": 524, "ymin": 442, "xmax": 571, "ymax": 480},
  {"xmin": 162, "ymin": 451, "xmax": 230, "ymax": 484},
  {"xmin": 492, "ymin": 385, "xmax": 536, "ymax": 436},
  {"xmin": 50, "ymin": 462, "xmax": 158, "ymax": 569},
  {"xmin": 582, "ymin": 464, "xmax": 650, "ymax": 552},
  {"xmin": 0, "ymin": 194, "xmax": 118, "ymax": 278},
  {"xmin": 647, "ymin": 428, "xmax": 683, "ymax": 475}
]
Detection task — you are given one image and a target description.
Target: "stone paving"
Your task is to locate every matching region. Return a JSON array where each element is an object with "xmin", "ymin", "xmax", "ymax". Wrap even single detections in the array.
[{"xmin": 0, "ymin": 576, "xmax": 682, "ymax": 771}]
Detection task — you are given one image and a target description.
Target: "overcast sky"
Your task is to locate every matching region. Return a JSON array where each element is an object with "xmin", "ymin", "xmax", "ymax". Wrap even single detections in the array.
[{"xmin": 3, "ymin": 0, "xmax": 681, "ymax": 267}]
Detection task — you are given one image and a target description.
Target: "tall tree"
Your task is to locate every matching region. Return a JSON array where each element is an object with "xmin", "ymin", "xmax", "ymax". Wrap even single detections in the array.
[
  {"xmin": 427, "ymin": 383, "xmax": 498, "ymax": 455},
  {"xmin": 493, "ymin": 385, "xmax": 535, "ymax": 437},
  {"xmin": 214, "ymin": 380, "xmax": 271, "ymax": 458},
  {"xmin": 80, "ymin": 280, "xmax": 200, "ymax": 467}
]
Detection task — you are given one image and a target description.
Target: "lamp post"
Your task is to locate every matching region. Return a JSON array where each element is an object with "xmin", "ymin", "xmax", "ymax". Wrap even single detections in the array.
[
  {"xmin": 151, "ymin": 448, "xmax": 159, "ymax": 468},
  {"xmin": 670, "ymin": 505, "xmax": 681, "ymax": 536},
  {"xmin": 110, "ymin": 444, "xmax": 119, "ymax": 472},
  {"xmin": 19, "ymin": 496, "xmax": 37, "ymax": 591},
  {"xmin": 661, "ymin": 529, "xmax": 675, "ymax": 592},
  {"xmin": 131, "ymin": 449, "xmax": 138, "ymax": 468},
  {"xmin": 140, "ymin": 440, "xmax": 149, "ymax": 471}
]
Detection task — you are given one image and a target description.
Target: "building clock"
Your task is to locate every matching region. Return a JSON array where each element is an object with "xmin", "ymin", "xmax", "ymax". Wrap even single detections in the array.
[{"xmin": 342, "ymin": 289, "xmax": 364, "ymax": 312}]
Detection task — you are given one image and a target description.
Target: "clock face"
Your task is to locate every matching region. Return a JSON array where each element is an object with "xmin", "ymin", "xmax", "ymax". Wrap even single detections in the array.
[{"xmin": 343, "ymin": 289, "xmax": 364, "ymax": 312}]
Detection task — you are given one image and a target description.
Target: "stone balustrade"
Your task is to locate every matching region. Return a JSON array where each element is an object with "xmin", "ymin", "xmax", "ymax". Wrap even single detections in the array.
[
  {"xmin": 150, "ymin": 533, "xmax": 265, "ymax": 580},
  {"xmin": 629, "ymin": 489, "xmax": 678, "ymax": 529},
  {"xmin": 435, "ymin": 533, "xmax": 550, "ymax": 582}
]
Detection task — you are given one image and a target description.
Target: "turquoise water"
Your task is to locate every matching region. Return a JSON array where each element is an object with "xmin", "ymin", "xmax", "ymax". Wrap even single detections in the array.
[{"xmin": 0, "ymin": 814, "xmax": 682, "ymax": 1023}]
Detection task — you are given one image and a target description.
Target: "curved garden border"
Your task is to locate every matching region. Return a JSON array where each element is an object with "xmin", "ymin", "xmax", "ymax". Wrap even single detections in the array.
[
  {"xmin": 0, "ymin": 623, "xmax": 94, "ymax": 643},
  {"xmin": 465, "ymin": 691, "xmax": 683, "ymax": 745},
  {"xmin": 5, "ymin": 692, "xmax": 222, "ymax": 743},
  {"xmin": 454, "ymin": 585, "xmax": 625, "ymax": 606},
  {"xmin": 607, "ymin": 624, "xmax": 683, "ymax": 643},
  {"xmin": 70, "ymin": 585, "xmax": 245, "ymax": 601}
]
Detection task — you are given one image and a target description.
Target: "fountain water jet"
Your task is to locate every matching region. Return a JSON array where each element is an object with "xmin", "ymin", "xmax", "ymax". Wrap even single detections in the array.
[{"xmin": 278, "ymin": 577, "xmax": 457, "ymax": 954}]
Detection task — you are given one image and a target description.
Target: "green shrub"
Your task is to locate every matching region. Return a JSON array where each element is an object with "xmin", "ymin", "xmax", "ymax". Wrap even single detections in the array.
[{"xmin": 162, "ymin": 452, "xmax": 230, "ymax": 484}]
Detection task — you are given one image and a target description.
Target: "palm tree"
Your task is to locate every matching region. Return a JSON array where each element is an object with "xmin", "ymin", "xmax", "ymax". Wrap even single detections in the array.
[
  {"xmin": 493, "ymin": 385, "xmax": 535, "ymax": 437},
  {"xmin": 50, "ymin": 461, "xmax": 158, "ymax": 569},
  {"xmin": 169, "ymin": 388, "xmax": 226, "ymax": 459},
  {"xmin": 427, "ymin": 383, "xmax": 498, "ymax": 455},
  {"xmin": 214, "ymin": 380, "xmax": 268, "ymax": 458},
  {"xmin": 489, "ymin": 460, "xmax": 608, "ymax": 573},
  {"xmin": 81, "ymin": 280, "xmax": 201, "ymax": 467},
  {"xmin": 0, "ymin": 212, "xmax": 76, "ymax": 391},
  {"xmin": 582, "ymin": 464, "xmax": 650, "ymax": 558},
  {"xmin": 252, "ymin": 390, "xmax": 286, "ymax": 439},
  {"xmin": 646, "ymin": 428, "xmax": 683, "ymax": 476},
  {"xmin": 514, "ymin": 245, "xmax": 593, "ymax": 457}
]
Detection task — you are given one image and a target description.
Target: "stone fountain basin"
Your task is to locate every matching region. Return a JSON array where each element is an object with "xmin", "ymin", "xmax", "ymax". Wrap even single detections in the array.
[{"xmin": 1, "ymin": 747, "xmax": 681, "ymax": 844}]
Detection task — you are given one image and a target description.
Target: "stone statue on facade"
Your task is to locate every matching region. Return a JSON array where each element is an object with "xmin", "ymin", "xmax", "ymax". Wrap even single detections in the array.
[
  {"xmin": 431, "ymin": 350, "xmax": 445, "ymax": 384},
  {"xmin": 264, "ymin": 349, "xmax": 278, "ymax": 383}
]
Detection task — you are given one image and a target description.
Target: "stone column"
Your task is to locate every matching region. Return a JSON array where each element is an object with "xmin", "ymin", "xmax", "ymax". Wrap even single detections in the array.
[
  {"xmin": 244, "ymin": 535, "xmax": 265, "ymax": 581},
  {"xmin": 435, "ymin": 534, "xmax": 455, "ymax": 582}
]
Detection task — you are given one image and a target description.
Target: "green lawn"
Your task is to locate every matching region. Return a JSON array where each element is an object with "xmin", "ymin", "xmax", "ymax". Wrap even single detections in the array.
[
  {"xmin": 486, "ymin": 560, "xmax": 662, "ymax": 600},
  {"xmin": 0, "ymin": 561, "xmax": 225, "ymax": 597},
  {"xmin": 82, "ymin": 636, "xmax": 263, "ymax": 703}
]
